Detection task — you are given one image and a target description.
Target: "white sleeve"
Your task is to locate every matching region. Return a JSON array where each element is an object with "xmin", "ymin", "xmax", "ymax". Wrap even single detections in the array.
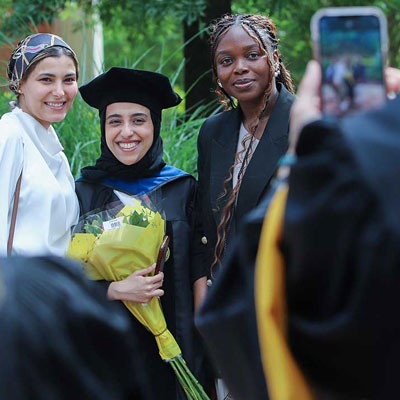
[{"xmin": 0, "ymin": 124, "xmax": 24, "ymax": 256}]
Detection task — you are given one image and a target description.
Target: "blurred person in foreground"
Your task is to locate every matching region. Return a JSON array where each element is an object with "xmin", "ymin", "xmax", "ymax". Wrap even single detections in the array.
[
  {"xmin": 196, "ymin": 62, "xmax": 400, "ymax": 400},
  {"xmin": 0, "ymin": 256, "xmax": 155, "ymax": 400}
]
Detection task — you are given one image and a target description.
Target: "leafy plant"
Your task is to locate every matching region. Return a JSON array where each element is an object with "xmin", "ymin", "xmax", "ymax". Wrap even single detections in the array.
[
  {"xmin": 0, "ymin": 0, "xmax": 68, "ymax": 37},
  {"xmin": 124, "ymin": 210, "xmax": 150, "ymax": 228},
  {"xmin": 84, "ymin": 215, "xmax": 103, "ymax": 235}
]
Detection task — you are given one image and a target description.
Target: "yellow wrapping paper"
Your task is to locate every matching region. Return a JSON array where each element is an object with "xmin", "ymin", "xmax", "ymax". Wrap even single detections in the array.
[
  {"xmin": 67, "ymin": 204, "xmax": 181, "ymax": 360},
  {"xmin": 255, "ymin": 184, "xmax": 314, "ymax": 400}
]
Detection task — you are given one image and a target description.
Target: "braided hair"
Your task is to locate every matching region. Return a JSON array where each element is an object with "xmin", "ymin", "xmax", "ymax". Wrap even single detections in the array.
[{"xmin": 209, "ymin": 14, "xmax": 294, "ymax": 273}]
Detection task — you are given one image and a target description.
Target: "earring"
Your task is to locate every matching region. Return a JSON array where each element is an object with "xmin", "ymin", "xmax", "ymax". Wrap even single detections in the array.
[
  {"xmin": 16, "ymin": 89, "xmax": 23, "ymax": 95},
  {"xmin": 274, "ymin": 63, "xmax": 280, "ymax": 78},
  {"xmin": 217, "ymin": 79, "xmax": 223, "ymax": 88}
]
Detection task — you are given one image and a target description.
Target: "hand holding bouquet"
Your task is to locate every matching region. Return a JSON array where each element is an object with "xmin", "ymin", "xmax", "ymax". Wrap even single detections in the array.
[
  {"xmin": 67, "ymin": 196, "xmax": 209, "ymax": 400},
  {"xmin": 107, "ymin": 263, "xmax": 164, "ymax": 304}
]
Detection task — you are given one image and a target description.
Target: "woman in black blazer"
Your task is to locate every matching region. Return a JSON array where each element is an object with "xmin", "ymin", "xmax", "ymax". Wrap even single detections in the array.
[{"xmin": 197, "ymin": 14, "xmax": 295, "ymax": 277}]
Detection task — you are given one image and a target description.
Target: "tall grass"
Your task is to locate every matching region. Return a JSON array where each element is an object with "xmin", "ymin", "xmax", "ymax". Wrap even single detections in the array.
[{"xmin": 162, "ymin": 101, "xmax": 219, "ymax": 176}]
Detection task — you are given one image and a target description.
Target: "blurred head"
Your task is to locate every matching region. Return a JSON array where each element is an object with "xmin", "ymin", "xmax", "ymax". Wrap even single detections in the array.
[
  {"xmin": 209, "ymin": 14, "xmax": 294, "ymax": 109},
  {"xmin": 0, "ymin": 256, "xmax": 153, "ymax": 400},
  {"xmin": 105, "ymin": 102, "xmax": 154, "ymax": 165},
  {"xmin": 7, "ymin": 33, "xmax": 79, "ymax": 128}
]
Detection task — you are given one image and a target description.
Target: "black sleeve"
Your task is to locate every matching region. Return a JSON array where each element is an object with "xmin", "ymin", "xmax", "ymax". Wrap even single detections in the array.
[
  {"xmin": 196, "ymin": 120, "xmax": 209, "ymax": 232},
  {"xmin": 195, "ymin": 120, "xmax": 212, "ymax": 278},
  {"xmin": 189, "ymin": 179, "xmax": 208, "ymax": 284},
  {"xmin": 195, "ymin": 196, "xmax": 272, "ymax": 399}
]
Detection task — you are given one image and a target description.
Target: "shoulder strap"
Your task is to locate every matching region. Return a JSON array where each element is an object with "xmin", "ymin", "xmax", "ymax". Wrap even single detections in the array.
[{"xmin": 7, "ymin": 170, "xmax": 23, "ymax": 257}]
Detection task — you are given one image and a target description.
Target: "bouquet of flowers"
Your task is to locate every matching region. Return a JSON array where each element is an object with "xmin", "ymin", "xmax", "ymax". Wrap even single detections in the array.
[{"xmin": 67, "ymin": 195, "xmax": 209, "ymax": 400}]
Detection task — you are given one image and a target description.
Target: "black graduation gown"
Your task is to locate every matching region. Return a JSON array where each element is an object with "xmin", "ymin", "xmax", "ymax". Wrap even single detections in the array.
[
  {"xmin": 75, "ymin": 174, "xmax": 208, "ymax": 400},
  {"xmin": 197, "ymin": 96, "xmax": 400, "ymax": 399},
  {"xmin": 197, "ymin": 83, "xmax": 295, "ymax": 274}
]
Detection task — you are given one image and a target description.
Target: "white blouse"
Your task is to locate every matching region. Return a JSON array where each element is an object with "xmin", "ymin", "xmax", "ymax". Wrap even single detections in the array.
[{"xmin": 0, "ymin": 107, "xmax": 79, "ymax": 257}]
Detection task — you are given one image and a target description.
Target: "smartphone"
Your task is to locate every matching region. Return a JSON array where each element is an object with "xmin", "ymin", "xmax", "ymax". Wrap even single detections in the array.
[
  {"xmin": 311, "ymin": 7, "xmax": 388, "ymax": 117},
  {"xmin": 155, "ymin": 236, "xmax": 169, "ymax": 275}
]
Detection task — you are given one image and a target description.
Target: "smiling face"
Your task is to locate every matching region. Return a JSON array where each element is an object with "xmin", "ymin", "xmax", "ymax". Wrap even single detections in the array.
[
  {"xmin": 105, "ymin": 102, "xmax": 154, "ymax": 165},
  {"xmin": 18, "ymin": 55, "xmax": 78, "ymax": 129},
  {"xmin": 215, "ymin": 25, "xmax": 276, "ymax": 108}
]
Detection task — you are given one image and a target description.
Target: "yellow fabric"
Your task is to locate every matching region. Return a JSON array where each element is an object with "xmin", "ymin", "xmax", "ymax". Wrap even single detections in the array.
[
  {"xmin": 122, "ymin": 298, "xmax": 181, "ymax": 360},
  {"xmin": 254, "ymin": 184, "xmax": 314, "ymax": 400},
  {"xmin": 67, "ymin": 203, "xmax": 181, "ymax": 360}
]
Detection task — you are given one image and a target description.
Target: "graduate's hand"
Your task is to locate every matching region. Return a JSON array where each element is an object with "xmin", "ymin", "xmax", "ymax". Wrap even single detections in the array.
[
  {"xmin": 107, "ymin": 264, "xmax": 164, "ymax": 303},
  {"xmin": 289, "ymin": 60, "xmax": 322, "ymax": 154},
  {"xmin": 386, "ymin": 67, "xmax": 400, "ymax": 94}
]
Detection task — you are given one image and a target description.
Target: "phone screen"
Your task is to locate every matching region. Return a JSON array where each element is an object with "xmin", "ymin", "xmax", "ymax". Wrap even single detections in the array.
[{"xmin": 319, "ymin": 15, "xmax": 386, "ymax": 116}]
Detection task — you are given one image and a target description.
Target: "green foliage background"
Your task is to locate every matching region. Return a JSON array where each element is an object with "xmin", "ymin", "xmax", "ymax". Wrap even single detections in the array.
[{"xmin": 1, "ymin": 0, "xmax": 399, "ymax": 177}]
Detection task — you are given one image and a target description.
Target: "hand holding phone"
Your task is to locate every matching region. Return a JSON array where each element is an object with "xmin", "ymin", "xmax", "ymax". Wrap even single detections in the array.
[
  {"xmin": 155, "ymin": 236, "xmax": 169, "ymax": 275},
  {"xmin": 311, "ymin": 7, "xmax": 388, "ymax": 117},
  {"xmin": 386, "ymin": 67, "xmax": 400, "ymax": 94},
  {"xmin": 288, "ymin": 60, "xmax": 322, "ymax": 154}
]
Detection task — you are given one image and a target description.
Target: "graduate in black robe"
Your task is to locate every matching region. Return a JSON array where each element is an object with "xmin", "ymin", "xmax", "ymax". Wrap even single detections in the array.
[
  {"xmin": 196, "ymin": 62, "xmax": 400, "ymax": 399},
  {"xmin": 75, "ymin": 68, "xmax": 210, "ymax": 399}
]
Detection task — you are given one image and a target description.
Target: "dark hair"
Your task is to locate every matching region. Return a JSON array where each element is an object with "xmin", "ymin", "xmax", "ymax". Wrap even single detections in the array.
[
  {"xmin": 0, "ymin": 256, "xmax": 152, "ymax": 400},
  {"xmin": 10, "ymin": 46, "xmax": 79, "ymax": 95},
  {"xmin": 209, "ymin": 14, "xmax": 294, "ymax": 272}
]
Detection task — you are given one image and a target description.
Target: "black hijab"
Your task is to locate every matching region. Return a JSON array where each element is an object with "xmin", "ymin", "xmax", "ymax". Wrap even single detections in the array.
[{"xmin": 79, "ymin": 68, "xmax": 181, "ymax": 182}]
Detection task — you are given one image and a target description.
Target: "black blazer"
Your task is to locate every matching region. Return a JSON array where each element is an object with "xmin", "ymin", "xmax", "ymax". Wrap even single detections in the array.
[{"xmin": 197, "ymin": 84, "xmax": 295, "ymax": 271}]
